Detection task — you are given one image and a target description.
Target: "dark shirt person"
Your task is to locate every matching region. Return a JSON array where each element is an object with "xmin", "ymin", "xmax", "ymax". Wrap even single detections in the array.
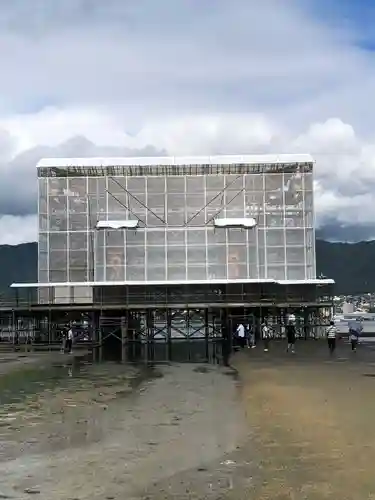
[{"xmin": 286, "ymin": 322, "xmax": 296, "ymax": 353}]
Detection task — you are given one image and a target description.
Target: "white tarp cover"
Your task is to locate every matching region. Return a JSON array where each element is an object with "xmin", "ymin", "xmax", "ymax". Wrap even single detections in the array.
[
  {"xmin": 213, "ymin": 218, "xmax": 257, "ymax": 228},
  {"xmin": 96, "ymin": 220, "xmax": 139, "ymax": 229}
]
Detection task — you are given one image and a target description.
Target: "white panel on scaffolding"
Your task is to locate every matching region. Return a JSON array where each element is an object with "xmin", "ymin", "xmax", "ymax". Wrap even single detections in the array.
[
  {"xmin": 72, "ymin": 286, "xmax": 93, "ymax": 304},
  {"xmin": 213, "ymin": 218, "xmax": 257, "ymax": 229},
  {"xmin": 54, "ymin": 286, "xmax": 70, "ymax": 304},
  {"xmin": 96, "ymin": 220, "xmax": 139, "ymax": 230}
]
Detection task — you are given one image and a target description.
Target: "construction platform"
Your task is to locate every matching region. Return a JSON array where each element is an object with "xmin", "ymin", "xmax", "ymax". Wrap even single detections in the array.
[{"xmin": 0, "ymin": 281, "xmax": 334, "ymax": 363}]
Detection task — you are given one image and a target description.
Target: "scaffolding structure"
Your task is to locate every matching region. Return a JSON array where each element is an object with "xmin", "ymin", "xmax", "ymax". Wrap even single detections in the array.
[
  {"xmin": 4, "ymin": 154, "xmax": 335, "ymax": 363},
  {"xmin": 0, "ymin": 281, "xmax": 334, "ymax": 362}
]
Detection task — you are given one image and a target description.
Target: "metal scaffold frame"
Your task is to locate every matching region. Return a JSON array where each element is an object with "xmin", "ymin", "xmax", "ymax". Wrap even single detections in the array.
[
  {"xmin": 95, "ymin": 308, "xmax": 223, "ymax": 363},
  {"xmin": 0, "ymin": 282, "xmax": 334, "ymax": 362}
]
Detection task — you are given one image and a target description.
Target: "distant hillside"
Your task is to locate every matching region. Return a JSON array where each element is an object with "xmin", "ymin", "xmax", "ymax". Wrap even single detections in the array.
[
  {"xmin": 0, "ymin": 242, "xmax": 37, "ymax": 298},
  {"xmin": 0, "ymin": 240, "xmax": 373, "ymax": 296},
  {"xmin": 315, "ymin": 240, "xmax": 375, "ymax": 295}
]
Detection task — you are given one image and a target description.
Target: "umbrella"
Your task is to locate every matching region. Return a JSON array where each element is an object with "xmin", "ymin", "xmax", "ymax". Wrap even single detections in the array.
[{"xmin": 348, "ymin": 320, "xmax": 363, "ymax": 334}]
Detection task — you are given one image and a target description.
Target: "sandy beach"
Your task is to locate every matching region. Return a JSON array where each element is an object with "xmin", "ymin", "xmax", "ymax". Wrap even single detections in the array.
[{"xmin": 2, "ymin": 341, "xmax": 375, "ymax": 499}]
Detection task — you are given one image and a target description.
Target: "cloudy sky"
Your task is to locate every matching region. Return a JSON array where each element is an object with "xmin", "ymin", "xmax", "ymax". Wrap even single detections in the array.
[{"xmin": 1, "ymin": 0, "xmax": 375, "ymax": 244}]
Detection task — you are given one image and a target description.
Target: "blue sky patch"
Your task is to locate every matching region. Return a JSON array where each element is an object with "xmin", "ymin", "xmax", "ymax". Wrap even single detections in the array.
[{"xmin": 307, "ymin": 0, "xmax": 375, "ymax": 49}]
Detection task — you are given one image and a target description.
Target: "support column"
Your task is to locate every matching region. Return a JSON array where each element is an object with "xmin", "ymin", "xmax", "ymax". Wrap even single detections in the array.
[
  {"xmin": 167, "ymin": 308, "xmax": 172, "ymax": 362},
  {"xmin": 146, "ymin": 309, "xmax": 153, "ymax": 364},
  {"xmin": 98, "ymin": 312, "xmax": 103, "ymax": 362},
  {"xmin": 204, "ymin": 308, "xmax": 209, "ymax": 363},
  {"xmin": 91, "ymin": 311, "xmax": 98, "ymax": 362},
  {"xmin": 24, "ymin": 315, "xmax": 30, "ymax": 353},
  {"xmin": 120, "ymin": 314, "xmax": 127, "ymax": 364},
  {"xmin": 303, "ymin": 306, "xmax": 309, "ymax": 340},
  {"xmin": 48, "ymin": 308, "xmax": 52, "ymax": 349},
  {"xmin": 12, "ymin": 309, "xmax": 17, "ymax": 350},
  {"xmin": 221, "ymin": 307, "xmax": 230, "ymax": 367}
]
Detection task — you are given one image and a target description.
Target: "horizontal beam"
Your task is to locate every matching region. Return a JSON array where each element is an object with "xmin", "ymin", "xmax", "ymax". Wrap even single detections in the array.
[
  {"xmin": 0, "ymin": 301, "xmax": 334, "ymax": 313},
  {"xmin": 10, "ymin": 278, "xmax": 335, "ymax": 288}
]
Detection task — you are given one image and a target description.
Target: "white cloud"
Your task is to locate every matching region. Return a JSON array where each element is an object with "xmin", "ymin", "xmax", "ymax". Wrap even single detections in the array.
[
  {"xmin": 2, "ymin": 111, "xmax": 375, "ymax": 243},
  {"xmin": 0, "ymin": 0, "xmax": 375, "ymax": 244},
  {"xmin": 0, "ymin": 0, "xmax": 372, "ymax": 122}
]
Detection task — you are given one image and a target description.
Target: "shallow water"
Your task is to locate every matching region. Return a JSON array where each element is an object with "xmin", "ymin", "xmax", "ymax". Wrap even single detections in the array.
[
  {"xmin": 0, "ymin": 358, "xmax": 146, "ymax": 462},
  {"xmin": 0, "ymin": 359, "xmax": 246, "ymax": 500}
]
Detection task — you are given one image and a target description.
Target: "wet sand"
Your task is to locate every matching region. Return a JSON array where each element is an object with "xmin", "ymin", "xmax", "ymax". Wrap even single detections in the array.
[
  {"xmin": 0, "ymin": 361, "xmax": 247, "ymax": 500},
  {"xmin": 7, "ymin": 341, "xmax": 375, "ymax": 499},
  {"xmin": 233, "ymin": 341, "xmax": 375, "ymax": 499},
  {"xmin": 0, "ymin": 351, "xmax": 90, "ymax": 375}
]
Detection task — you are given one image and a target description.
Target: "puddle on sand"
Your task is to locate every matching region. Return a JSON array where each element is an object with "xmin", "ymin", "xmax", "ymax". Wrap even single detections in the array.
[{"xmin": 0, "ymin": 358, "xmax": 161, "ymax": 461}]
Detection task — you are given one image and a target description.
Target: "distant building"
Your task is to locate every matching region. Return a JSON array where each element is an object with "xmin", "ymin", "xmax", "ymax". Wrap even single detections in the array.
[{"xmin": 343, "ymin": 302, "xmax": 354, "ymax": 314}]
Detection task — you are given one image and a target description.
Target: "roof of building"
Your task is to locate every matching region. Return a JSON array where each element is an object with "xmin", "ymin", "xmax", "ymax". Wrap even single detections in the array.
[{"xmin": 37, "ymin": 153, "xmax": 314, "ymax": 169}]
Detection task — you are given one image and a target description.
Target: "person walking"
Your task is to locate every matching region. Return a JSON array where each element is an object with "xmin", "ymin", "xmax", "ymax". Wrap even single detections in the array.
[
  {"xmin": 286, "ymin": 321, "xmax": 296, "ymax": 353},
  {"xmin": 60, "ymin": 329, "xmax": 66, "ymax": 353},
  {"xmin": 236, "ymin": 323, "xmax": 246, "ymax": 349},
  {"xmin": 326, "ymin": 320, "xmax": 338, "ymax": 356},
  {"xmin": 348, "ymin": 320, "xmax": 362, "ymax": 352},
  {"xmin": 66, "ymin": 327, "xmax": 74, "ymax": 354},
  {"xmin": 262, "ymin": 322, "xmax": 270, "ymax": 352},
  {"xmin": 247, "ymin": 323, "xmax": 256, "ymax": 349}
]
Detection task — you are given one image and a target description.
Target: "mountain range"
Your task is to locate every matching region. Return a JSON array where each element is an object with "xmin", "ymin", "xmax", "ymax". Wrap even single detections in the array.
[{"xmin": 0, "ymin": 240, "xmax": 372, "ymax": 296}]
